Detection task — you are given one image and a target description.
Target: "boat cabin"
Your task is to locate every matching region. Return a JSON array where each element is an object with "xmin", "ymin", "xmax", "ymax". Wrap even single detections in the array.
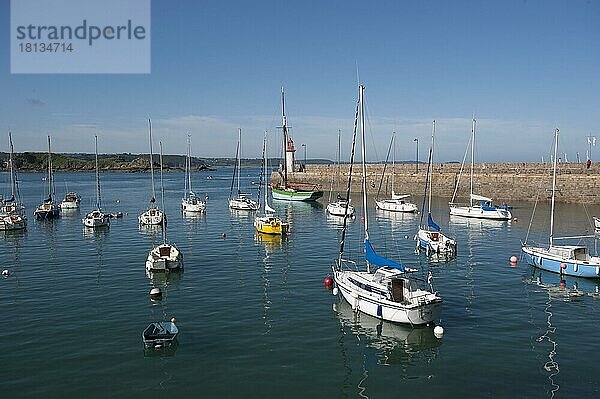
[{"xmin": 549, "ymin": 245, "xmax": 590, "ymax": 261}]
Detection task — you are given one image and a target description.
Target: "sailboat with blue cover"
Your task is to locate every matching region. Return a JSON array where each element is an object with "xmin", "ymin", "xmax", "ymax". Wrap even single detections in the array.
[
  {"xmin": 415, "ymin": 121, "xmax": 456, "ymax": 256},
  {"xmin": 331, "ymin": 85, "xmax": 442, "ymax": 325}
]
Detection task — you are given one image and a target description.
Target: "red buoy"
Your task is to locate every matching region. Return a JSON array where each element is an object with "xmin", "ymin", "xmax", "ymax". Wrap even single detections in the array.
[
  {"xmin": 560, "ymin": 263, "xmax": 567, "ymax": 270},
  {"xmin": 361, "ymin": 216, "xmax": 365, "ymax": 222},
  {"xmin": 324, "ymin": 276, "xmax": 333, "ymax": 289}
]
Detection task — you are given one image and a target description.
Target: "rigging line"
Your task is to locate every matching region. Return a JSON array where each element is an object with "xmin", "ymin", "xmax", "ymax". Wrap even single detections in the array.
[
  {"xmin": 229, "ymin": 138, "xmax": 239, "ymax": 201},
  {"xmin": 376, "ymin": 134, "xmax": 393, "ymax": 200},
  {"xmin": 450, "ymin": 133, "xmax": 472, "ymax": 204},
  {"xmin": 338, "ymin": 95, "xmax": 360, "ymax": 261}
]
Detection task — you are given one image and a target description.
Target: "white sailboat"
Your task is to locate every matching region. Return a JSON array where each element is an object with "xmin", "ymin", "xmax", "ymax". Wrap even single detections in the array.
[
  {"xmin": 0, "ymin": 132, "xmax": 27, "ymax": 231},
  {"xmin": 60, "ymin": 191, "xmax": 81, "ymax": 210},
  {"xmin": 181, "ymin": 133, "xmax": 206, "ymax": 213},
  {"xmin": 326, "ymin": 129, "xmax": 355, "ymax": 217},
  {"xmin": 34, "ymin": 136, "xmax": 60, "ymax": 220},
  {"xmin": 415, "ymin": 121, "xmax": 456, "ymax": 257},
  {"xmin": 82, "ymin": 135, "xmax": 110, "ymax": 228},
  {"xmin": 522, "ymin": 129, "xmax": 600, "ymax": 278},
  {"xmin": 332, "ymin": 84, "xmax": 442, "ymax": 326},
  {"xmin": 229, "ymin": 128, "xmax": 259, "ymax": 211},
  {"xmin": 254, "ymin": 131, "xmax": 289, "ymax": 235},
  {"xmin": 375, "ymin": 131, "xmax": 418, "ymax": 213},
  {"xmin": 139, "ymin": 119, "xmax": 166, "ymax": 226},
  {"xmin": 146, "ymin": 142, "xmax": 183, "ymax": 272},
  {"xmin": 449, "ymin": 118, "xmax": 512, "ymax": 220}
]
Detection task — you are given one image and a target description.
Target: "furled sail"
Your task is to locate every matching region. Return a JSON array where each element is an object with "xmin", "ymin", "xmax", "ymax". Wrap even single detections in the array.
[
  {"xmin": 365, "ymin": 239, "xmax": 405, "ymax": 272},
  {"xmin": 427, "ymin": 213, "xmax": 441, "ymax": 232}
]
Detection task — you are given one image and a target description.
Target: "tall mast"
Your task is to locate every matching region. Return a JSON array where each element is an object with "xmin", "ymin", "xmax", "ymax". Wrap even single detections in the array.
[
  {"xmin": 148, "ymin": 118, "xmax": 156, "ymax": 205},
  {"xmin": 263, "ymin": 130, "xmax": 268, "ymax": 214},
  {"xmin": 392, "ymin": 131, "xmax": 396, "ymax": 194},
  {"xmin": 337, "ymin": 128, "xmax": 341, "ymax": 192},
  {"xmin": 470, "ymin": 118, "xmax": 475, "ymax": 206},
  {"xmin": 549, "ymin": 128, "xmax": 559, "ymax": 247},
  {"xmin": 8, "ymin": 132, "xmax": 16, "ymax": 199},
  {"xmin": 237, "ymin": 128, "xmax": 242, "ymax": 195},
  {"xmin": 47, "ymin": 135, "xmax": 52, "ymax": 199},
  {"xmin": 95, "ymin": 135, "xmax": 101, "ymax": 210},
  {"xmin": 187, "ymin": 133, "xmax": 192, "ymax": 196},
  {"xmin": 359, "ymin": 85, "xmax": 369, "ymax": 240},
  {"xmin": 281, "ymin": 86, "xmax": 288, "ymax": 188},
  {"xmin": 159, "ymin": 141, "xmax": 166, "ymax": 244},
  {"xmin": 428, "ymin": 121, "xmax": 435, "ymax": 215}
]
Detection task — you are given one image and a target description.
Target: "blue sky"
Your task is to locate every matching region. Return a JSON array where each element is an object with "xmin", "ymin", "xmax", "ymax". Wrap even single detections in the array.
[{"xmin": 1, "ymin": 0, "xmax": 598, "ymax": 162}]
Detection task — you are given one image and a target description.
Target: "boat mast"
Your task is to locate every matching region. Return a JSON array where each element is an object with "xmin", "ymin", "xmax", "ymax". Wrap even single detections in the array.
[
  {"xmin": 159, "ymin": 141, "xmax": 167, "ymax": 244},
  {"xmin": 359, "ymin": 85, "xmax": 369, "ymax": 241},
  {"xmin": 148, "ymin": 118, "xmax": 156, "ymax": 206},
  {"xmin": 428, "ymin": 121, "xmax": 435, "ymax": 215},
  {"xmin": 470, "ymin": 117, "xmax": 475, "ymax": 207},
  {"xmin": 262, "ymin": 130, "xmax": 268, "ymax": 215},
  {"xmin": 47, "ymin": 135, "xmax": 52, "ymax": 200},
  {"xmin": 237, "ymin": 128, "xmax": 242, "ymax": 195},
  {"xmin": 281, "ymin": 86, "xmax": 288, "ymax": 189},
  {"xmin": 8, "ymin": 132, "xmax": 16, "ymax": 200},
  {"xmin": 187, "ymin": 133, "xmax": 192, "ymax": 197},
  {"xmin": 549, "ymin": 128, "xmax": 559, "ymax": 247},
  {"xmin": 392, "ymin": 131, "xmax": 396, "ymax": 195},
  {"xmin": 95, "ymin": 135, "xmax": 101, "ymax": 210}
]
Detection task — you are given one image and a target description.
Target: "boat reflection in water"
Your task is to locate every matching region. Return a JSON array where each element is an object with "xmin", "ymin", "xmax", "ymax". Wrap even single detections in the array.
[
  {"xmin": 524, "ymin": 268, "xmax": 600, "ymax": 398},
  {"xmin": 333, "ymin": 298, "xmax": 441, "ymax": 366}
]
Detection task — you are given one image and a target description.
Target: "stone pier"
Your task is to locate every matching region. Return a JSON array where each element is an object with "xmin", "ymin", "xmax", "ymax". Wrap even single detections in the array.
[{"xmin": 271, "ymin": 162, "xmax": 600, "ymax": 204}]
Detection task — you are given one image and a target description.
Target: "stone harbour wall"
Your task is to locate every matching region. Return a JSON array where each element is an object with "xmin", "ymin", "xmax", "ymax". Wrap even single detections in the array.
[{"xmin": 270, "ymin": 162, "xmax": 600, "ymax": 204}]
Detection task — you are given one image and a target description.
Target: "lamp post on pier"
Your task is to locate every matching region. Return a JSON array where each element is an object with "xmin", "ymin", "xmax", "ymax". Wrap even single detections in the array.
[
  {"xmin": 413, "ymin": 138, "xmax": 419, "ymax": 173},
  {"xmin": 301, "ymin": 143, "xmax": 307, "ymax": 172}
]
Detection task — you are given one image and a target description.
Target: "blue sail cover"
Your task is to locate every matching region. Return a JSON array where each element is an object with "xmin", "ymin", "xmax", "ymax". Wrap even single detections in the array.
[
  {"xmin": 365, "ymin": 239, "xmax": 405, "ymax": 271},
  {"xmin": 427, "ymin": 213, "xmax": 441, "ymax": 232}
]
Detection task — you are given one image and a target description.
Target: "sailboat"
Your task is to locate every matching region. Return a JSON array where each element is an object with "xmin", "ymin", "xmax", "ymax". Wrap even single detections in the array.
[
  {"xmin": 375, "ymin": 131, "xmax": 418, "ymax": 213},
  {"xmin": 139, "ymin": 119, "xmax": 166, "ymax": 225},
  {"xmin": 146, "ymin": 142, "xmax": 183, "ymax": 272},
  {"xmin": 34, "ymin": 136, "xmax": 60, "ymax": 220},
  {"xmin": 0, "ymin": 132, "xmax": 27, "ymax": 231},
  {"xmin": 449, "ymin": 118, "xmax": 512, "ymax": 220},
  {"xmin": 254, "ymin": 131, "xmax": 289, "ymax": 235},
  {"xmin": 229, "ymin": 128, "xmax": 259, "ymax": 211},
  {"xmin": 82, "ymin": 136, "xmax": 110, "ymax": 228},
  {"xmin": 415, "ymin": 121, "xmax": 457, "ymax": 256},
  {"xmin": 60, "ymin": 192, "xmax": 81, "ymax": 210},
  {"xmin": 522, "ymin": 129, "xmax": 600, "ymax": 278},
  {"xmin": 332, "ymin": 84, "xmax": 442, "ymax": 325},
  {"xmin": 326, "ymin": 129, "xmax": 355, "ymax": 217},
  {"xmin": 271, "ymin": 86, "xmax": 323, "ymax": 202},
  {"xmin": 181, "ymin": 133, "xmax": 206, "ymax": 212}
]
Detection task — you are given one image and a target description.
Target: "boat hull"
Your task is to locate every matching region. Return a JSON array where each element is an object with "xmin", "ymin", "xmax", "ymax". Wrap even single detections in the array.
[
  {"xmin": 82, "ymin": 210, "xmax": 110, "ymax": 228},
  {"xmin": 272, "ymin": 188, "xmax": 323, "ymax": 202},
  {"xmin": 326, "ymin": 201, "xmax": 355, "ymax": 217},
  {"xmin": 415, "ymin": 228, "xmax": 456, "ymax": 255},
  {"xmin": 146, "ymin": 244, "xmax": 183, "ymax": 272},
  {"xmin": 522, "ymin": 246, "xmax": 600, "ymax": 278},
  {"xmin": 0, "ymin": 214, "xmax": 27, "ymax": 231},
  {"xmin": 181, "ymin": 198, "xmax": 206, "ymax": 212},
  {"xmin": 34, "ymin": 204, "xmax": 60, "ymax": 220},
  {"xmin": 333, "ymin": 270, "xmax": 441, "ymax": 325},
  {"xmin": 449, "ymin": 205, "xmax": 511, "ymax": 220},
  {"xmin": 375, "ymin": 199, "xmax": 418, "ymax": 213},
  {"xmin": 139, "ymin": 208, "xmax": 166, "ymax": 225},
  {"xmin": 254, "ymin": 216, "xmax": 289, "ymax": 235},
  {"xmin": 229, "ymin": 198, "xmax": 259, "ymax": 211}
]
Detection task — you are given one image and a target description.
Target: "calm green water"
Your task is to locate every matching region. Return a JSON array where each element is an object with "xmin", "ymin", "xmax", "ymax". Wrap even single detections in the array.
[{"xmin": 1, "ymin": 169, "xmax": 600, "ymax": 398}]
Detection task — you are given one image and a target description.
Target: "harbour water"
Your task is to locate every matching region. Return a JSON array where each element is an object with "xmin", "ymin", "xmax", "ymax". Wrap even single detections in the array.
[{"xmin": 2, "ymin": 169, "xmax": 600, "ymax": 398}]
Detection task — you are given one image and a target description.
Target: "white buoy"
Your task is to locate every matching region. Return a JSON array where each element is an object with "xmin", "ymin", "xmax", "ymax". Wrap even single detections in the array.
[
  {"xmin": 150, "ymin": 287, "xmax": 162, "ymax": 297},
  {"xmin": 2, "ymin": 269, "xmax": 9, "ymax": 277},
  {"xmin": 332, "ymin": 287, "xmax": 339, "ymax": 296},
  {"xmin": 171, "ymin": 317, "xmax": 176, "ymax": 323},
  {"xmin": 434, "ymin": 325, "xmax": 444, "ymax": 338}
]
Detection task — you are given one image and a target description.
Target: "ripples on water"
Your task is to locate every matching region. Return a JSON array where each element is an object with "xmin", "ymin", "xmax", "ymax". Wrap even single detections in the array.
[{"xmin": 1, "ymin": 170, "xmax": 600, "ymax": 398}]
